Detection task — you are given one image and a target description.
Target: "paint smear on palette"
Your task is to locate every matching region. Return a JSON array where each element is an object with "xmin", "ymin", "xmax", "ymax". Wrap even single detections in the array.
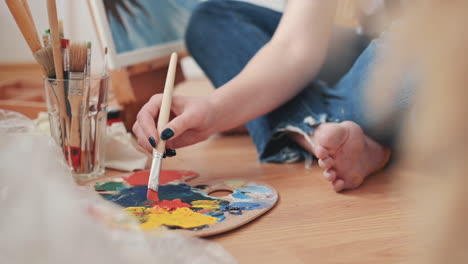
[
  {"xmin": 123, "ymin": 170, "xmax": 197, "ymax": 186},
  {"xmin": 94, "ymin": 170, "xmax": 277, "ymax": 232},
  {"xmin": 126, "ymin": 207, "xmax": 219, "ymax": 230}
]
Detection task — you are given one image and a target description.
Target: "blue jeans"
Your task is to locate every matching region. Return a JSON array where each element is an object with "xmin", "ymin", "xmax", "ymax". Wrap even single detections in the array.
[{"xmin": 185, "ymin": 0, "xmax": 401, "ymax": 163}]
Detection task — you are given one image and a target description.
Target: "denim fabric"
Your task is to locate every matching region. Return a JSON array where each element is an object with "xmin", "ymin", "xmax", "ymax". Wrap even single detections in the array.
[{"xmin": 185, "ymin": 0, "xmax": 394, "ymax": 163}]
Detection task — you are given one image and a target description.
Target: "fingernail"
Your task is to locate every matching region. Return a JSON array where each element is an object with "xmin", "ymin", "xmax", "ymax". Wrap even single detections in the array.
[
  {"xmin": 163, "ymin": 153, "xmax": 167, "ymax": 158},
  {"xmin": 160, "ymin": 128, "xmax": 174, "ymax": 140},
  {"xmin": 166, "ymin": 149, "xmax": 176, "ymax": 157},
  {"xmin": 148, "ymin": 136, "xmax": 157, "ymax": 148}
]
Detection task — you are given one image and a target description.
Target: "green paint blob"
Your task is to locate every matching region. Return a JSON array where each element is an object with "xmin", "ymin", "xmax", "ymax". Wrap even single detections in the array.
[{"xmin": 94, "ymin": 182, "xmax": 127, "ymax": 192}]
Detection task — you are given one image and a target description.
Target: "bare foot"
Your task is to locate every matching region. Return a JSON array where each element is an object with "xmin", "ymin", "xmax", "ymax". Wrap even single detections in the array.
[{"xmin": 291, "ymin": 121, "xmax": 390, "ymax": 192}]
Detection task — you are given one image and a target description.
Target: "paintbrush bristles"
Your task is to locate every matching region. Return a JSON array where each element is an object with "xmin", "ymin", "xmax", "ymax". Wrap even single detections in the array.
[
  {"xmin": 69, "ymin": 43, "xmax": 87, "ymax": 73},
  {"xmin": 34, "ymin": 46, "xmax": 55, "ymax": 78}
]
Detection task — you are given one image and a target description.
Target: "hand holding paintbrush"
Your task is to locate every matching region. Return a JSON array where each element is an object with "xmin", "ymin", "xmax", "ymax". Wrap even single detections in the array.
[{"xmin": 147, "ymin": 52, "xmax": 178, "ymax": 202}]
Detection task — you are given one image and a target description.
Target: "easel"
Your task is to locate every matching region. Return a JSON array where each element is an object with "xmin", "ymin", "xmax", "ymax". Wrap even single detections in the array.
[{"xmin": 87, "ymin": 1, "xmax": 186, "ymax": 130}]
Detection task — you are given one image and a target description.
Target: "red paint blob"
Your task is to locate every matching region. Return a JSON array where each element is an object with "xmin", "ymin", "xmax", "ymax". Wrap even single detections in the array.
[
  {"xmin": 153, "ymin": 199, "xmax": 190, "ymax": 210},
  {"xmin": 124, "ymin": 170, "xmax": 198, "ymax": 186},
  {"xmin": 65, "ymin": 146, "xmax": 81, "ymax": 171},
  {"xmin": 147, "ymin": 189, "xmax": 159, "ymax": 202}
]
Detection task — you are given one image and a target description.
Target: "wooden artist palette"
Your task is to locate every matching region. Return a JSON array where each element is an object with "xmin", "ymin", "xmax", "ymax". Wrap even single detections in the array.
[{"xmin": 93, "ymin": 170, "xmax": 278, "ymax": 237}]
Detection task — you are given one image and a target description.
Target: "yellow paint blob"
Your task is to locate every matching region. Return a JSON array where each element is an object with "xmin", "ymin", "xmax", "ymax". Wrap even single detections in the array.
[
  {"xmin": 126, "ymin": 207, "xmax": 219, "ymax": 230},
  {"xmin": 125, "ymin": 207, "xmax": 151, "ymax": 223},
  {"xmin": 191, "ymin": 200, "xmax": 220, "ymax": 210}
]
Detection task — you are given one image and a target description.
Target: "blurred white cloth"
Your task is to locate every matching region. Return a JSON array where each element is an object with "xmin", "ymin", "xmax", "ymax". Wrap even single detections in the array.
[
  {"xmin": 104, "ymin": 122, "xmax": 148, "ymax": 171},
  {"xmin": 0, "ymin": 110, "xmax": 35, "ymax": 133},
  {"xmin": 0, "ymin": 129, "xmax": 235, "ymax": 264}
]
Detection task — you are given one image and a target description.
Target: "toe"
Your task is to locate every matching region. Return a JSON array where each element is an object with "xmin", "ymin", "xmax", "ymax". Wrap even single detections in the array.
[
  {"xmin": 316, "ymin": 123, "xmax": 348, "ymax": 151},
  {"xmin": 323, "ymin": 169, "xmax": 336, "ymax": 182},
  {"xmin": 333, "ymin": 179, "xmax": 345, "ymax": 192},
  {"xmin": 318, "ymin": 157, "xmax": 334, "ymax": 169},
  {"xmin": 314, "ymin": 146, "xmax": 329, "ymax": 159}
]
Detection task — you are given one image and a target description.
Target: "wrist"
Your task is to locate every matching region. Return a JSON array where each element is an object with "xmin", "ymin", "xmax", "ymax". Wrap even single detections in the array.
[{"xmin": 206, "ymin": 93, "xmax": 226, "ymax": 134}]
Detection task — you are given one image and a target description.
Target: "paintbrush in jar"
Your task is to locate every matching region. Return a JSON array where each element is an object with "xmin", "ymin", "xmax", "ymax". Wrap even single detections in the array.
[
  {"xmin": 80, "ymin": 41, "xmax": 93, "ymax": 172},
  {"xmin": 46, "ymin": 0, "xmax": 67, "ymax": 107},
  {"xmin": 46, "ymin": 0, "xmax": 73, "ymax": 166},
  {"xmin": 147, "ymin": 52, "xmax": 178, "ymax": 202},
  {"xmin": 68, "ymin": 42, "xmax": 87, "ymax": 170},
  {"xmin": 5, "ymin": 0, "xmax": 70, "ymax": 158},
  {"xmin": 90, "ymin": 47, "xmax": 109, "ymax": 171}
]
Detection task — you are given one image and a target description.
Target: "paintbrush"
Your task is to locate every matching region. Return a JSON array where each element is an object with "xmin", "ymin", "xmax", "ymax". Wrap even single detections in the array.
[
  {"xmin": 47, "ymin": 0, "xmax": 65, "ymax": 81},
  {"xmin": 80, "ymin": 42, "xmax": 92, "ymax": 172},
  {"xmin": 68, "ymin": 42, "xmax": 87, "ymax": 170},
  {"xmin": 5, "ymin": 0, "xmax": 70, "ymax": 162},
  {"xmin": 5, "ymin": 0, "xmax": 41, "ymax": 53},
  {"xmin": 4, "ymin": 0, "xmax": 52, "ymax": 76},
  {"xmin": 47, "ymin": 0, "xmax": 73, "ymax": 166},
  {"xmin": 90, "ymin": 47, "xmax": 108, "ymax": 171},
  {"xmin": 61, "ymin": 38, "xmax": 72, "ymax": 117},
  {"xmin": 42, "ymin": 29, "xmax": 50, "ymax": 47},
  {"xmin": 147, "ymin": 52, "xmax": 178, "ymax": 202},
  {"xmin": 19, "ymin": 0, "xmax": 35, "ymax": 28},
  {"xmin": 58, "ymin": 19, "xmax": 64, "ymax": 38}
]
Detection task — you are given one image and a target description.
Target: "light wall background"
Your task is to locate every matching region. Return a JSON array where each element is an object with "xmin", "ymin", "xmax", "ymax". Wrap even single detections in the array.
[{"xmin": 0, "ymin": 0, "xmax": 285, "ymax": 68}]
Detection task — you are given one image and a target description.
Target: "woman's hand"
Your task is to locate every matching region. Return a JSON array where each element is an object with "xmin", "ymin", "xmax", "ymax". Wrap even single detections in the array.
[{"xmin": 133, "ymin": 95, "xmax": 218, "ymax": 153}]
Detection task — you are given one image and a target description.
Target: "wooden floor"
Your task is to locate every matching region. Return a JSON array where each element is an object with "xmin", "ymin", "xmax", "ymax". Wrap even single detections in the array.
[
  {"xmin": 2, "ymin": 64, "xmax": 408, "ymax": 263},
  {"xmin": 159, "ymin": 134, "xmax": 408, "ymax": 263}
]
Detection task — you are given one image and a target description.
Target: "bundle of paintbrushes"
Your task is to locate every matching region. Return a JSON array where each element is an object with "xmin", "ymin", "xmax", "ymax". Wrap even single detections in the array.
[{"xmin": 5, "ymin": 0, "xmax": 110, "ymax": 180}]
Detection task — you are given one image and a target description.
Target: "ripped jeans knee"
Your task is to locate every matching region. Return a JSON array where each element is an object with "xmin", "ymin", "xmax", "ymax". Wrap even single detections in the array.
[{"xmin": 245, "ymin": 81, "xmax": 337, "ymax": 165}]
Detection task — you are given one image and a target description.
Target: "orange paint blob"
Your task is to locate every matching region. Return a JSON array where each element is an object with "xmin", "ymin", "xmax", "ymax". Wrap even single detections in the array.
[
  {"xmin": 124, "ymin": 170, "xmax": 198, "ymax": 186},
  {"xmin": 152, "ymin": 199, "xmax": 190, "ymax": 210}
]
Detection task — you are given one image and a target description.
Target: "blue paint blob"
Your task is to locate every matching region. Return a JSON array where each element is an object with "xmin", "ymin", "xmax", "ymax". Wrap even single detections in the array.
[
  {"xmin": 102, "ymin": 184, "xmax": 218, "ymax": 208},
  {"xmin": 229, "ymin": 202, "xmax": 267, "ymax": 210},
  {"xmin": 226, "ymin": 208, "xmax": 243, "ymax": 215},
  {"xmin": 219, "ymin": 205, "xmax": 243, "ymax": 215},
  {"xmin": 159, "ymin": 184, "xmax": 214, "ymax": 203},
  {"xmin": 166, "ymin": 225, "xmax": 210, "ymax": 231},
  {"xmin": 237, "ymin": 184, "xmax": 272, "ymax": 195},
  {"xmin": 232, "ymin": 191, "xmax": 252, "ymax": 200},
  {"xmin": 204, "ymin": 212, "xmax": 226, "ymax": 222},
  {"xmin": 103, "ymin": 185, "xmax": 150, "ymax": 207}
]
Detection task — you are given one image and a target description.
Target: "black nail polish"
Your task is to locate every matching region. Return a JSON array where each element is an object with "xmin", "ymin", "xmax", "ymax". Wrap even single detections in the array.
[
  {"xmin": 163, "ymin": 153, "xmax": 167, "ymax": 158},
  {"xmin": 166, "ymin": 149, "xmax": 176, "ymax": 157},
  {"xmin": 160, "ymin": 128, "xmax": 174, "ymax": 140},
  {"xmin": 148, "ymin": 136, "xmax": 157, "ymax": 148}
]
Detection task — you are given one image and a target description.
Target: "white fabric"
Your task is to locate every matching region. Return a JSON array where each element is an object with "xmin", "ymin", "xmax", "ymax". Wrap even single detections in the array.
[{"xmin": 104, "ymin": 122, "xmax": 148, "ymax": 171}]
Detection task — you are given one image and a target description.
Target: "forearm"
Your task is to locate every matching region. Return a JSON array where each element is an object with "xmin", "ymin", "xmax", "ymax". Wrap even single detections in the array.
[{"xmin": 209, "ymin": 41, "xmax": 319, "ymax": 133}]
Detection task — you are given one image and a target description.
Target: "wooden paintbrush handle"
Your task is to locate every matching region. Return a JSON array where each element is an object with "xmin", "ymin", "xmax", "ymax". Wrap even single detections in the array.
[
  {"xmin": 16, "ymin": 0, "xmax": 49, "ymax": 77},
  {"xmin": 47, "ymin": 0, "xmax": 68, "ymax": 119},
  {"xmin": 47, "ymin": 0, "xmax": 64, "ymax": 80},
  {"xmin": 156, "ymin": 53, "xmax": 178, "ymax": 154},
  {"xmin": 47, "ymin": 0, "xmax": 71, "ymax": 166},
  {"xmin": 5, "ymin": 0, "xmax": 42, "ymax": 53},
  {"xmin": 19, "ymin": 0, "xmax": 36, "ymax": 30}
]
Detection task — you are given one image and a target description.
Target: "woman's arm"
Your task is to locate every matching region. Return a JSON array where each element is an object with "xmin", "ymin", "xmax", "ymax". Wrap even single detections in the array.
[
  {"xmin": 209, "ymin": 0, "xmax": 338, "ymax": 133},
  {"xmin": 133, "ymin": 0, "xmax": 339, "ymax": 152}
]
